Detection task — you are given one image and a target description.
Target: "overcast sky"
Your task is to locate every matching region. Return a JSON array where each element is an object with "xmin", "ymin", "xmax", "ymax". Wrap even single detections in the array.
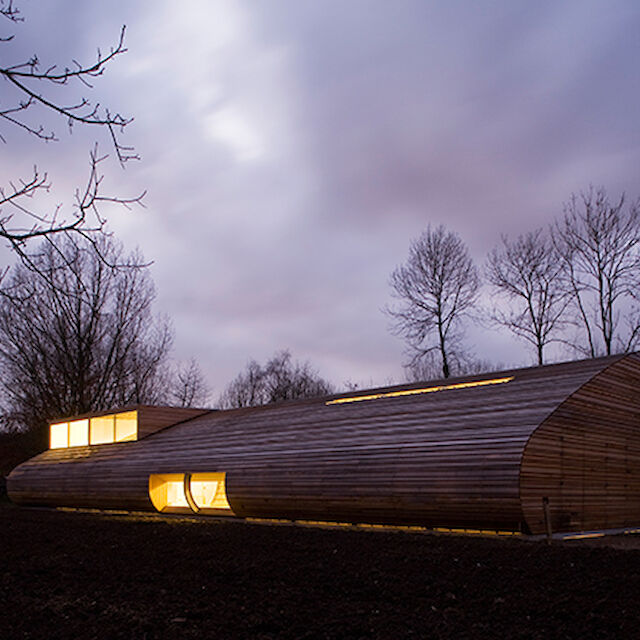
[{"xmin": 2, "ymin": 1, "xmax": 640, "ymax": 395}]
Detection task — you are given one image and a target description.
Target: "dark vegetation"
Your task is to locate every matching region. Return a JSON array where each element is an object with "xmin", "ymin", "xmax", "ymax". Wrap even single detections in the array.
[
  {"xmin": 1, "ymin": 503, "xmax": 639, "ymax": 639},
  {"xmin": 0, "ymin": 428, "xmax": 42, "ymax": 482}
]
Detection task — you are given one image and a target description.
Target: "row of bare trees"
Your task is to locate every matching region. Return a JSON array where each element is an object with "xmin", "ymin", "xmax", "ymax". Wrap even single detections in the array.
[
  {"xmin": 2, "ymin": 6, "xmax": 638, "ymax": 421},
  {"xmin": 388, "ymin": 187, "xmax": 640, "ymax": 378},
  {"xmin": 218, "ymin": 350, "xmax": 334, "ymax": 409},
  {"xmin": 0, "ymin": 234, "xmax": 210, "ymax": 445}
]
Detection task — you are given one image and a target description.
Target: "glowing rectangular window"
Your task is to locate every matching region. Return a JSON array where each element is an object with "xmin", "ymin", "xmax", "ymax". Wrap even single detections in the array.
[
  {"xmin": 326, "ymin": 376, "xmax": 514, "ymax": 405},
  {"xmin": 90, "ymin": 415, "xmax": 115, "ymax": 445},
  {"xmin": 190, "ymin": 472, "xmax": 232, "ymax": 512},
  {"xmin": 115, "ymin": 411, "xmax": 137, "ymax": 442},
  {"xmin": 50, "ymin": 422, "xmax": 68, "ymax": 449},
  {"xmin": 68, "ymin": 419, "xmax": 89, "ymax": 447}
]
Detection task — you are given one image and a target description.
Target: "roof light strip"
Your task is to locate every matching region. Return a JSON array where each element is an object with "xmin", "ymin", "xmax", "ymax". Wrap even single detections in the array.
[{"xmin": 325, "ymin": 376, "xmax": 514, "ymax": 406}]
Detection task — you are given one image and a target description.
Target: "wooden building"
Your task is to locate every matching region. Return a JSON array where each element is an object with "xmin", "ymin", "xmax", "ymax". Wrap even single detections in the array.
[{"xmin": 7, "ymin": 353, "xmax": 640, "ymax": 535}]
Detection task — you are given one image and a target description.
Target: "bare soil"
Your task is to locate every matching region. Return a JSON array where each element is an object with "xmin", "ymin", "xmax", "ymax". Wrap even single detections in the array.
[{"xmin": 2, "ymin": 503, "xmax": 640, "ymax": 639}]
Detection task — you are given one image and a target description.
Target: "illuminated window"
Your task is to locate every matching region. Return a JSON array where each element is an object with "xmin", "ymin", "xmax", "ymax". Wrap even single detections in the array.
[
  {"xmin": 148, "ymin": 473, "xmax": 234, "ymax": 515},
  {"xmin": 166, "ymin": 480, "xmax": 189, "ymax": 507},
  {"xmin": 50, "ymin": 410, "xmax": 139, "ymax": 449},
  {"xmin": 68, "ymin": 419, "xmax": 89, "ymax": 447},
  {"xmin": 190, "ymin": 473, "xmax": 233, "ymax": 512},
  {"xmin": 50, "ymin": 422, "xmax": 68, "ymax": 449},
  {"xmin": 191, "ymin": 478, "xmax": 219, "ymax": 507},
  {"xmin": 90, "ymin": 415, "xmax": 114, "ymax": 445},
  {"xmin": 149, "ymin": 474, "xmax": 190, "ymax": 513},
  {"xmin": 326, "ymin": 376, "xmax": 514, "ymax": 405},
  {"xmin": 115, "ymin": 411, "xmax": 137, "ymax": 442}
]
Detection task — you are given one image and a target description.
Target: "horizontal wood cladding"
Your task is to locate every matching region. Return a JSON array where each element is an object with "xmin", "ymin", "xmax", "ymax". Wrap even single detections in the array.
[
  {"xmin": 136, "ymin": 406, "xmax": 211, "ymax": 439},
  {"xmin": 8, "ymin": 355, "xmax": 634, "ymax": 532},
  {"xmin": 520, "ymin": 353, "xmax": 640, "ymax": 534}
]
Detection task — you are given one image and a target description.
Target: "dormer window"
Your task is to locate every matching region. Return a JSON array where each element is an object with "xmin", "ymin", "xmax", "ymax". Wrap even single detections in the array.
[{"xmin": 49, "ymin": 410, "xmax": 138, "ymax": 449}]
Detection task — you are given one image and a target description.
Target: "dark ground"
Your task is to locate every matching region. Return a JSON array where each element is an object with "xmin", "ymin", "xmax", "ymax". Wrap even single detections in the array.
[{"xmin": 2, "ymin": 502, "xmax": 640, "ymax": 639}]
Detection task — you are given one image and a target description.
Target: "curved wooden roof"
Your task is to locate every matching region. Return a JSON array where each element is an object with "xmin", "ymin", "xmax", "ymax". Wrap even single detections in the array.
[
  {"xmin": 8, "ymin": 353, "xmax": 640, "ymax": 533},
  {"xmin": 521, "ymin": 352, "xmax": 640, "ymax": 533}
]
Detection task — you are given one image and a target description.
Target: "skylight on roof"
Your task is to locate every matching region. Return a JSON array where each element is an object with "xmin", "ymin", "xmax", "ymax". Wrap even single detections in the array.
[{"xmin": 325, "ymin": 376, "xmax": 514, "ymax": 406}]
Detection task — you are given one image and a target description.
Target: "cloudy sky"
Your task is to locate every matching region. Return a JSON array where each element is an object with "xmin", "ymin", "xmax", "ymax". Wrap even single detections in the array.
[{"xmin": 2, "ymin": 1, "xmax": 640, "ymax": 395}]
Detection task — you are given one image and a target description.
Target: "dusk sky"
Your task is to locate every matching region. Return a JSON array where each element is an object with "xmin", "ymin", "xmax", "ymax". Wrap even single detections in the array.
[{"xmin": 2, "ymin": 1, "xmax": 640, "ymax": 396}]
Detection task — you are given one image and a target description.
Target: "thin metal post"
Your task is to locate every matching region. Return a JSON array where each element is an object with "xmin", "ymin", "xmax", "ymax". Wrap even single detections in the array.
[{"xmin": 542, "ymin": 496, "xmax": 552, "ymax": 544}]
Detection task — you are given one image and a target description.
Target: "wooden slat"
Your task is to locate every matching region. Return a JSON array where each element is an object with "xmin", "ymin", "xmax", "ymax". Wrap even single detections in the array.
[
  {"xmin": 520, "ymin": 353, "xmax": 640, "ymax": 533},
  {"xmin": 137, "ymin": 406, "xmax": 211, "ymax": 438},
  {"xmin": 8, "ymin": 354, "xmax": 639, "ymax": 533}
]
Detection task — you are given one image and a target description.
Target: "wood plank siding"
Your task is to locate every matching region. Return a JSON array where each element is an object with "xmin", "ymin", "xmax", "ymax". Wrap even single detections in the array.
[
  {"xmin": 520, "ymin": 352, "xmax": 640, "ymax": 534},
  {"xmin": 136, "ymin": 406, "xmax": 212, "ymax": 439},
  {"xmin": 7, "ymin": 354, "xmax": 640, "ymax": 533}
]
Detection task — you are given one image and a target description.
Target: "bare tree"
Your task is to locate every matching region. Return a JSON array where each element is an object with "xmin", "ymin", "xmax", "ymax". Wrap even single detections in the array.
[
  {"xmin": 387, "ymin": 225, "xmax": 479, "ymax": 378},
  {"xmin": 218, "ymin": 350, "xmax": 334, "ymax": 409},
  {"xmin": 169, "ymin": 358, "xmax": 211, "ymax": 408},
  {"xmin": 0, "ymin": 2, "xmax": 141, "ymax": 261},
  {"xmin": 486, "ymin": 229, "xmax": 569, "ymax": 365},
  {"xmin": 262, "ymin": 351, "xmax": 334, "ymax": 403},
  {"xmin": 552, "ymin": 187, "xmax": 640, "ymax": 356},
  {"xmin": 218, "ymin": 360, "xmax": 264, "ymax": 409},
  {"xmin": 0, "ymin": 235, "xmax": 174, "ymax": 441}
]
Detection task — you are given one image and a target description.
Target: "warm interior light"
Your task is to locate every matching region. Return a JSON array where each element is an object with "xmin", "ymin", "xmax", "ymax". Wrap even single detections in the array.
[
  {"xmin": 326, "ymin": 376, "xmax": 515, "ymax": 405},
  {"xmin": 90, "ymin": 415, "xmax": 115, "ymax": 445},
  {"xmin": 166, "ymin": 480, "xmax": 189, "ymax": 507},
  {"xmin": 191, "ymin": 479, "xmax": 218, "ymax": 506},
  {"xmin": 68, "ymin": 419, "xmax": 89, "ymax": 447},
  {"xmin": 49, "ymin": 410, "xmax": 139, "ymax": 449},
  {"xmin": 149, "ymin": 474, "xmax": 190, "ymax": 512},
  {"xmin": 563, "ymin": 532, "xmax": 605, "ymax": 540},
  {"xmin": 190, "ymin": 473, "xmax": 232, "ymax": 512},
  {"xmin": 50, "ymin": 422, "xmax": 68, "ymax": 449},
  {"xmin": 115, "ymin": 411, "xmax": 137, "ymax": 442},
  {"xmin": 148, "ymin": 472, "xmax": 234, "ymax": 515}
]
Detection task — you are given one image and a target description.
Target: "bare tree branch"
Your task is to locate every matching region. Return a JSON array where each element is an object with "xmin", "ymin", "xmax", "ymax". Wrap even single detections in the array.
[
  {"xmin": 1, "ymin": 23, "xmax": 135, "ymax": 163},
  {"xmin": 0, "ymin": 147, "xmax": 145, "ymax": 289},
  {"xmin": 169, "ymin": 358, "xmax": 211, "ymax": 408},
  {"xmin": 0, "ymin": 0, "xmax": 21, "ymax": 25},
  {"xmin": 0, "ymin": 6, "xmax": 141, "ymax": 272},
  {"xmin": 0, "ymin": 147, "xmax": 143, "ymax": 242}
]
